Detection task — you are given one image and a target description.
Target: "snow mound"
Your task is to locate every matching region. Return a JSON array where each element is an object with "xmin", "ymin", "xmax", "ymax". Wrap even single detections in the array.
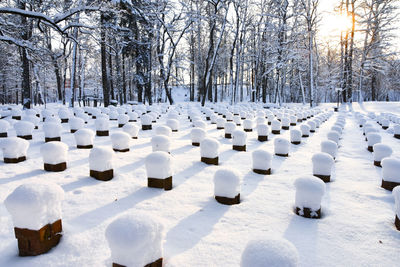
[
  {"xmin": 373, "ymin": 144, "xmax": 393, "ymax": 162},
  {"xmin": 252, "ymin": 150, "xmax": 272, "ymax": 170},
  {"xmin": 43, "ymin": 122, "xmax": 62, "ymax": 138},
  {"xmin": 191, "ymin": 128, "xmax": 206, "ymax": 143},
  {"xmin": 122, "ymin": 123, "xmax": 139, "ymax": 138},
  {"xmin": 214, "ymin": 168, "xmax": 240, "ymax": 198},
  {"xmin": 200, "ymin": 138, "xmax": 220, "ymax": 158},
  {"xmin": 151, "ymin": 135, "xmax": 171, "ymax": 153},
  {"xmin": 166, "ymin": 119, "xmax": 179, "ymax": 131},
  {"xmin": 69, "ymin": 117, "xmax": 85, "ymax": 131},
  {"xmin": 294, "ymin": 176, "xmax": 326, "ymax": 210},
  {"xmin": 141, "ymin": 114, "xmax": 152, "ymax": 125},
  {"xmin": 145, "ymin": 151, "xmax": 172, "ymax": 178},
  {"xmin": 225, "ymin": 122, "xmax": 236, "ymax": 134},
  {"xmin": 257, "ymin": 124, "xmax": 269, "ymax": 136},
  {"xmin": 241, "ymin": 238, "xmax": 299, "ymax": 267},
  {"xmin": 95, "ymin": 118, "xmax": 109, "ymax": 131},
  {"xmin": 4, "ymin": 182, "xmax": 64, "ymax": 229},
  {"xmin": 232, "ymin": 130, "xmax": 247, "ymax": 146},
  {"xmin": 382, "ymin": 158, "xmax": 400, "ymax": 183},
  {"xmin": 111, "ymin": 132, "xmax": 131, "ymax": 150},
  {"xmin": 320, "ymin": 140, "xmax": 338, "ymax": 159},
  {"xmin": 89, "ymin": 147, "xmax": 114, "ymax": 171},
  {"xmin": 40, "ymin": 141, "xmax": 68, "ymax": 164},
  {"xmin": 312, "ymin": 152, "xmax": 334, "ymax": 176},
  {"xmin": 74, "ymin": 129, "xmax": 95, "ymax": 146},
  {"xmin": 290, "ymin": 129, "xmax": 302, "ymax": 143},
  {"xmin": 0, "ymin": 119, "xmax": 10, "ymax": 132},
  {"xmin": 274, "ymin": 138, "xmax": 290, "ymax": 155},
  {"xmin": 14, "ymin": 121, "xmax": 34, "ymax": 136},
  {"xmin": 155, "ymin": 125, "xmax": 172, "ymax": 137},
  {"xmin": 0, "ymin": 137, "xmax": 29, "ymax": 158},
  {"xmin": 393, "ymin": 186, "xmax": 400, "ymax": 218}
]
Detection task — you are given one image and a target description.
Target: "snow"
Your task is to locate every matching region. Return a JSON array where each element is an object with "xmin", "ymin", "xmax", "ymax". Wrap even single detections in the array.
[
  {"xmin": 240, "ymin": 237, "xmax": 299, "ymax": 267},
  {"xmin": 155, "ymin": 125, "xmax": 172, "ymax": 137},
  {"xmin": 257, "ymin": 124, "xmax": 269, "ymax": 136},
  {"xmin": 151, "ymin": 135, "xmax": 171, "ymax": 153},
  {"xmin": 74, "ymin": 129, "xmax": 95, "ymax": 146},
  {"xmin": 4, "ymin": 182, "xmax": 64, "ymax": 229},
  {"xmin": 105, "ymin": 212, "xmax": 163, "ymax": 267},
  {"xmin": 166, "ymin": 119, "xmax": 179, "ymax": 131},
  {"xmin": 69, "ymin": 117, "xmax": 85, "ymax": 131},
  {"xmin": 58, "ymin": 109, "xmax": 71, "ymax": 119},
  {"xmin": 43, "ymin": 122, "xmax": 62, "ymax": 138},
  {"xmin": 122, "ymin": 123, "xmax": 139, "ymax": 138},
  {"xmin": 300, "ymin": 124, "xmax": 310, "ymax": 136},
  {"xmin": 0, "ymin": 137, "xmax": 29, "ymax": 158},
  {"xmin": 191, "ymin": 128, "xmax": 206, "ymax": 144},
  {"xmin": 373, "ymin": 144, "xmax": 393, "ymax": 162},
  {"xmin": 23, "ymin": 115, "xmax": 40, "ymax": 128},
  {"xmin": 294, "ymin": 176, "xmax": 326, "ymax": 211},
  {"xmin": 271, "ymin": 119, "xmax": 281, "ymax": 131},
  {"xmin": 13, "ymin": 121, "xmax": 34, "ymax": 136},
  {"xmin": 311, "ymin": 152, "xmax": 334, "ymax": 176},
  {"xmin": 141, "ymin": 114, "xmax": 152, "ymax": 125},
  {"xmin": 320, "ymin": 140, "xmax": 338, "ymax": 159},
  {"xmin": 252, "ymin": 150, "xmax": 272, "ymax": 171},
  {"xmin": 89, "ymin": 146, "xmax": 114, "ymax": 171},
  {"xmin": 213, "ymin": 169, "xmax": 240, "ymax": 198},
  {"xmin": 393, "ymin": 186, "xmax": 400, "ymax": 218},
  {"xmin": 216, "ymin": 118, "xmax": 226, "ymax": 128},
  {"xmin": 0, "ymin": 120, "xmax": 10, "ymax": 132},
  {"xmin": 290, "ymin": 129, "xmax": 302, "ymax": 143},
  {"xmin": 381, "ymin": 158, "xmax": 400, "ymax": 183},
  {"xmin": 327, "ymin": 130, "xmax": 340, "ymax": 144},
  {"xmin": 243, "ymin": 119, "xmax": 253, "ymax": 130},
  {"xmin": 232, "ymin": 130, "xmax": 247, "ymax": 146},
  {"xmin": 145, "ymin": 151, "xmax": 172, "ymax": 178},
  {"xmin": 200, "ymin": 137, "xmax": 219, "ymax": 158},
  {"xmin": 117, "ymin": 114, "xmax": 129, "ymax": 125},
  {"xmin": 2, "ymin": 102, "xmax": 400, "ymax": 266},
  {"xmin": 224, "ymin": 122, "xmax": 236, "ymax": 134},
  {"xmin": 367, "ymin": 133, "xmax": 382, "ymax": 147},
  {"xmin": 128, "ymin": 111, "xmax": 139, "ymax": 121},
  {"xmin": 40, "ymin": 141, "xmax": 68, "ymax": 165},
  {"xmin": 274, "ymin": 137, "xmax": 289, "ymax": 155},
  {"xmin": 111, "ymin": 132, "xmax": 131, "ymax": 150},
  {"xmin": 95, "ymin": 117, "xmax": 110, "ymax": 131},
  {"xmin": 394, "ymin": 125, "xmax": 400, "ymax": 135}
]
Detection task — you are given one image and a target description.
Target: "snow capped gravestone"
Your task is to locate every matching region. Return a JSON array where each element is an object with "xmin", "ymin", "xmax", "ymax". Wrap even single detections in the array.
[
  {"xmin": 122, "ymin": 123, "xmax": 139, "ymax": 139},
  {"xmin": 373, "ymin": 144, "xmax": 392, "ymax": 167},
  {"xmin": 200, "ymin": 137, "xmax": 219, "ymax": 165},
  {"xmin": 145, "ymin": 151, "xmax": 172, "ymax": 190},
  {"xmin": 0, "ymin": 119, "xmax": 10, "ymax": 137},
  {"xmin": 274, "ymin": 137, "xmax": 290, "ymax": 157},
  {"xmin": 69, "ymin": 117, "xmax": 85, "ymax": 133},
  {"xmin": 281, "ymin": 117, "xmax": 290, "ymax": 130},
  {"xmin": 40, "ymin": 142, "xmax": 68, "ymax": 172},
  {"xmin": 294, "ymin": 176, "xmax": 326, "ymax": 218},
  {"xmin": 105, "ymin": 213, "xmax": 164, "ymax": 267},
  {"xmin": 14, "ymin": 121, "xmax": 34, "ymax": 140},
  {"xmin": 1, "ymin": 137, "xmax": 29, "ymax": 163},
  {"xmin": 117, "ymin": 114, "xmax": 129, "ymax": 128},
  {"xmin": 74, "ymin": 129, "xmax": 95, "ymax": 149},
  {"xmin": 241, "ymin": 238, "xmax": 299, "ymax": 267},
  {"xmin": 257, "ymin": 124, "xmax": 269, "ymax": 142},
  {"xmin": 290, "ymin": 129, "xmax": 302, "ymax": 145},
  {"xmin": 392, "ymin": 186, "xmax": 400, "ymax": 231},
  {"xmin": 141, "ymin": 114, "xmax": 153, "ymax": 130},
  {"xmin": 111, "ymin": 132, "xmax": 131, "ymax": 152},
  {"xmin": 232, "ymin": 130, "xmax": 247, "ymax": 151},
  {"xmin": 214, "ymin": 169, "xmax": 240, "ymax": 205},
  {"xmin": 216, "ymin": 118, "xmax": 226, "ymax": 130},
  {"xmin": 243, "ymin": 119, "xmax": 253, "ymax": 132},
  {"xmin": 58, "ymin": 108, "xmax": 70, "ymax": 123},
  {"xmin": 381, "ymin": 158, "xmax": 400, "ymax": 191},
  {"xmin": 95, "ymin": 117, "xmax": 110, "ymax": 136},
  {"xmin": 327, "ymin": 131, "xmax": 340, "ymax": 145},
  {"xmin": 43, "ymin": 122, "xmax": 62, "ymax": 142},
  {"xmin": 89, "ymin": 147, "xmax": 114, "ymax": 181},
  {"xmin": 300, "ymin": 124, "xmax": 311, "ymax": 138},
  {"xmin": 366, "ymin": 133, "xmax": 381, "ymax": 152},
  {"xmin": 312, "ymin": 152, "xmax": 334, "ymax": 183},
  {"xmin": 4, "ymin": 183, "xmax": 64, "ymax": 256},
  {"xmin": 166, "ymin": 119, "xmax": 179, "ymax": 132},
  {"xmin": 224, "ymin": 122, "xmax": 236, "ymax": 139},
  {"xmin": 320, "ymin": 140, "xmax": 338, "ymax": 160},
  {"xmin": 155, "ymin": 125, "xmax": 172, "ymax": 137},
  {"xmin": 191, "ymin": 128, "xmax": 206, "ymax": 146},
  {"xmin": 271, "ymin": 119, "xmax": 281, "ymax": 134},
  {"xmin": 252, "ymin": 150, "xmax": 272, "ymax": 175},
  {"xmin": 151, "ymin": 135, "xmax": 171, "ymax": 153}
]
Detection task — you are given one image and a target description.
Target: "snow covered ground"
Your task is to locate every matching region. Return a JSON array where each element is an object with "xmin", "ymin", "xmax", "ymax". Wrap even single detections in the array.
[{"xmin": 1, "ymin": 101, "xmax": 400, "ymax": 266}]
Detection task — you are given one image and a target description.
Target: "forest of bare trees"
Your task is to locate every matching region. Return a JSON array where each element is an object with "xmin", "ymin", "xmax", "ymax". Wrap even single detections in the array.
[{"xmin": 0, "ymin": 0, "xmax": 399, "ymax": 108}]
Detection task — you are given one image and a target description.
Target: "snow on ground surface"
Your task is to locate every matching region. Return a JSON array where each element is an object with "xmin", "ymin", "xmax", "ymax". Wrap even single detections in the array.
[{"xmin": 0, "ymin": 101, "xmax": 400, "ymax": 266}]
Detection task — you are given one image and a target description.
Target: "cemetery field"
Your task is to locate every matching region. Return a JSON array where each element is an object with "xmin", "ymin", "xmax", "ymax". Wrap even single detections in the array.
[{"xmin": 1, "ymin": 101, "xmax": 400, "ymax": 266}]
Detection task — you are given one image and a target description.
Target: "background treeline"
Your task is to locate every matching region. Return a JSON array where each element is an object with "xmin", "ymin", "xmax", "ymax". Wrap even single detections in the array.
[{"xmin": 0, "ymin": 0, "xmax": 399, "ymax": 108}]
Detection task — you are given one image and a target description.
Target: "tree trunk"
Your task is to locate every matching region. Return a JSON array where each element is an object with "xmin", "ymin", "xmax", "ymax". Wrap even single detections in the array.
[{"xmin": 101, "ymin": 12, "xmax": 110, "ymax": 107}]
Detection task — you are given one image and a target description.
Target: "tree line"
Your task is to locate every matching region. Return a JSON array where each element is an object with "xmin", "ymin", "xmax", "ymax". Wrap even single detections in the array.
[{"xmin": 0, "ymin": 0, "xmax": 398, "ymax": 109}]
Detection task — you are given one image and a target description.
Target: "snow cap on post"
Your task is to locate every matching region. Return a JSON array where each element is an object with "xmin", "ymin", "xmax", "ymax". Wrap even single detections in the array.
[
  {"xmin": 191, "ymin": 127, "xmax": 206, "ymax": 146},
  {"xmin": 320, "ymin": 140, "xmax": 338, "ymax": 159},
  {"xmin": 366, "ymin": 133, "xmax": 381, "ymax": 152},
  {"xmin": 214, "ymin": 168, "xmax": 240, "ymax": 205},
  {"xmin": 312, "ymin": 152, "xmax": 334, "ymax": 183},
  {"xmin": 155, "ymin": 125, "xmax": 172, "ymax": 137},
  {"xmin": 166, "ymin": 119, "xmax": 179, "ymax": 132},
  {"xmin": 151, "ymin": 135, "xmax": 171, "ymax": 153},
  {"xmin": 373, "ymin": 143, "xmax": 392, "ymax": 167},
  {"xmin": 4, "ymin": 182, "xmax": 64, "ymax": 229},
  {"xmin": 241, "ymin": 237, "xmax": 299, "ymax": 267},
  {"xmin": 274, "ymin": 137, "xmax": 290, "ymax": 157},
  {"xmin": 327, "ymin": 131, "xmax": 340, "ymax": 145},
  {"xmin": 294, "ymin": 175, "xmax": 326, "ymax": 218},
  {"xmin": 200, "ymin": 137, "xmax": 219, "ymax": 159},
  {"xmin": 392, "ymin": 186, "xmax": 400, "ymax": 230},
  {"xmin": 1, "ymin": 137, "xmax": 29, "ymax": 163},
  {"xmin": 252, "ymin": 149, "xmax": 272, "ymax": 175},
  {"xmin": 290, "ymin": 129, "xmax": 302, "ymax": 145},
  {"xmin": 14, "ymin": 121, "xmax": 34, "ymax": 139},
  {"xmin": 232, "ymin": 129, "xmax": 247, "ymax": 151},
  {"xmin": 74, "ymin": 128, "xmax": 95, "ymax": 148},
  {"xmin": 105, "ymin": 213, "xmax": 164, "ymax": 267},
  {"xmin": 122, "ymin": 123, "xmax": 139, "ymax": 139},
  {"xmin": 89, "ymin": 146, "xmax": 114, "ymax": 172},
  {"xmin": 381, "ymin": 158, "xmax": 400, "ymax": 191},
  {"xmin": 271, "ymin": 119, "xmax": 281, "ymax": 134},
  {"xmin": 69, "ymin": 117, "xmax": 85, "ymax": 133},
  {"xmin": 111, "ymin": 132, "xmax": 131, "ymax": 152}
]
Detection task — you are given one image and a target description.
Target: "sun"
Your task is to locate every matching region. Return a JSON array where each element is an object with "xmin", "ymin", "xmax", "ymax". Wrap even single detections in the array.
[{"xmin": 319, "ymin": 12, "xmax": 353, "ymax": 40}]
